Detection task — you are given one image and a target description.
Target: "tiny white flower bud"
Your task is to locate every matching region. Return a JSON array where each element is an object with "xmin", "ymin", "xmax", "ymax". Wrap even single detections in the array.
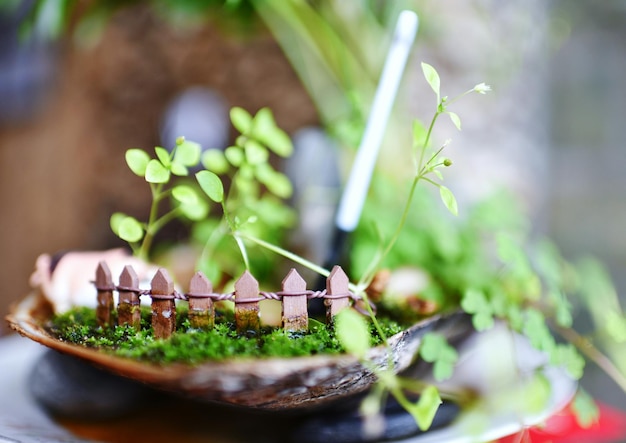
[{"xmin": 473, "ymin": 83, "xmax": 491, "ymax": 94}]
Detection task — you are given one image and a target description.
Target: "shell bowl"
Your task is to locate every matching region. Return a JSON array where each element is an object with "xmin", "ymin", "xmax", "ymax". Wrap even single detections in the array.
[{"xmin": 6, "ymin": 290, "xmax": 467, "ymax": 411}]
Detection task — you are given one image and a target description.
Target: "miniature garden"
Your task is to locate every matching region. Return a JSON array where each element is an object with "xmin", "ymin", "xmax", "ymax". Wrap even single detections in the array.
[{"xmin": 4, "ymin": 1, "xmax": 626, "ymax": 442}]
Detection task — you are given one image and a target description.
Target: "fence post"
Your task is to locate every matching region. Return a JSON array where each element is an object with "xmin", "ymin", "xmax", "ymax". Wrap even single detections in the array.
[
  {"xmin": 188, "ymin": 271, "xmax": 214, "ymax": 330},
  {"xmin": 95, "ymin": 261, "xmax": 114, "ymax": 328},
  {"xmin": 151, "ymin": 268, "xmax": 176, "ymax": 339},
  {"xmin": 282, "ymin": 268, "xmax": 308, "ymax": 332},
  {"xmin": 325, "ymin": 265, "xmax": 351, "ymax": 323},
  {"xmin": 118, "ymin": 265, "xmax": 141, "ymax": 331},
  {"xmin": 235, "ymin": 270, "xmax": 260, "ymax": 333}
]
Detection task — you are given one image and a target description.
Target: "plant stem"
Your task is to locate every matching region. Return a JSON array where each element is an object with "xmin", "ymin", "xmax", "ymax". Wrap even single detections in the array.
[
  {"xmin": 152, "ymin": 208, "xmax": 182, "ymax": 234},
  {"xmin": 198, "ymin": 219, "xmax": 229, "ymax": 270},
  {"xmin": 417, "ymin": 111, "xmax": 441, "ymax": 173},
  {"xmin": 138, "ymin": 182, "xmax": 165, "ymax": 260},
  {"xmin": 358, "ymin": 108, "xmax": 444, "ymax": 287},
  {"xmin": 221, "ymin": 201, "xmax": 251, "ymax": 270},
  {"xmin": 555, "ymin": 324, "xmax": 626, "ymax": 393},
  {"xmin": 359, "ymin": 173, "xmax": 421, "ymax": 286},
  {"xmin": 236, "ymin": 231, "xmax": 330, "ymax": 277}
]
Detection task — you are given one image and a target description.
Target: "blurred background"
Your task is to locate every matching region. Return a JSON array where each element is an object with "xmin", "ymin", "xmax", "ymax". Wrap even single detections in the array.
[{"xmin": 0, "ymin": 0, "xmax": 624, "ymax": 413}]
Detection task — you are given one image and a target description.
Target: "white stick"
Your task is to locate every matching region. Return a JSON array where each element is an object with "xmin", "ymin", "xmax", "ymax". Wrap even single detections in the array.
[{"xmin": 335, "ymin": 10, "xmax": 418, "ymax": 232}]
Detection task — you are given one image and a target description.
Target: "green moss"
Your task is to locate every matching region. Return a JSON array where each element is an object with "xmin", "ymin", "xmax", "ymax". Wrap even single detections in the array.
[{"xmin": 47, "ymin": 306, "xmax": 405, "ymax": 365}]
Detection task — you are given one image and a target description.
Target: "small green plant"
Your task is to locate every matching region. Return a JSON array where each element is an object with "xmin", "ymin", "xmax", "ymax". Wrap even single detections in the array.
[
  {"xmin": 110, "ymin": 107, "xmax": 296, "ymax": 283},
  {"xmin": 110, "ymin": 137, "xmax": 206, "ymax": 260},
  {"xmin": 194, "ymin": 106, "xmax": 296, "ymax": 282},
  {"xmin": 329, "ymin": 64, "xmax": 491, "ymax": 431},
  {"xmin": 354, "ymin": 62, "xmax": 491, "ymax": 291}
]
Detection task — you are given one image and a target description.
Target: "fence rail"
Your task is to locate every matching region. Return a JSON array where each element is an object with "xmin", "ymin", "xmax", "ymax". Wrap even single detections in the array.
[{"xmin": 94, "ymin": 261, "xmax": 364, "ymax": 339}]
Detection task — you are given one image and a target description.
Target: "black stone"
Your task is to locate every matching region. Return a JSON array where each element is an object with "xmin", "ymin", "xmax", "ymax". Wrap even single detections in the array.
[
  {"xmin": 29, "ymin": 350, "xmax": 151, "ymax": 420},
  {"xmin": 291, "ymin": 394, "xmax": 460, "ymax": 443}
]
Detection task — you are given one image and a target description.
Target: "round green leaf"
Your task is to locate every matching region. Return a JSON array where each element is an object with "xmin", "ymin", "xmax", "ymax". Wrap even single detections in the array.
[
  {"xmin": 145, "ymin": 159, "xmax": 171, "ymax": 183},
  {"xmin": 405, "ymin": 385, "xmax": 442, "ymax": 431},
  {"xmin": 170, "ymin": 161, "xmax": 188, "ymax": 177},
  {"xmin": 173, "ymin": 140, "xmax": 201, "ymax": 166},
  {"xmin": 335, "ymin": 309, "xmax": 370, "ymax": 359},
  {"xmin": 419, "ymin": 333, "xmax": 458, "ymax": 381},
  {"xmin": 201, "ymin": 149, "xmax": 229, "ymax": 174},
  {"xmin": 257, "ymin": 167, "xmax": 292, "ymax": 199},
  {"xmin": 118, "ymin": 216, "xmax": 144, "ymax": 243},
  {"xmin": 472, "ymin": 311, "xmax": 495, "ymax": 331},
  {"xmin": 460, "ymin": 289, "xmax": 489, "ymax": 314},
  {"xmin": 572, "ymin": 389, "xmax": 599, "ymax": 428},
  {"xmin": 447, "ymin": 111, "xmax": 462, "ymax": 131},
  {"xmin": 110, "ymin": 212, "xmax": 127, "ymax": 236},
  {"xmin": 225, "ymin": 146, "xmax": 244, "ymax": 167},
  {"xmin": 260, "ymin": 128, "xmax": 293, "ymax": 157},
  {"xmin": 234, "ymin": 172, "xmax": 257, "ymax": 197},
  {"xmin": 250, "ymin": 108, "xmax": 293, "ymax": 157},
  {"xmin": 419, "ymin": 333, "xmax": 445, "ymax": 362},
  {"xmin": 552, "ymin": 344, "xmax": 584, "ymax": 379},
  {"xmin": 434, "ymin": 358, "xmax": 455, "ymax": 381},
  {"xmin": 230, "ymin": 107, "xmax": 253, "ymax": 134},
  {"xmin": 421, "ymin": 62, "xmax": 441, "ymax": 100},
  {"xmin": 244, "ymin": 139, "xmax": 269, "ymax": 165},
  {"xmin": 125, "ymin": 149, "xmax": 150, "ymax": 177},
  {"xmin": 171, "ymin": 185, "xmax": 199, "ymax": 205},
  {"xmin": 154, "ymin": 146, "xmax": 171, "ymax": 167},
  {"xmin": 250, "ymin": 107, "xmax": 275, "ymax": 137},
  {"xmin": 179, "ymin": 199, "xmax": 209, "ymax": 221},
  {"xmin": 439, "ymin": 185, "xmax": 458, "ymax": 216},
  {"xmin": 196, "ymin": 170, "xmax": 224, "ymax": 203},
  {"xmin": 235, "ymin": 135, "xmax": 247, "ymax": 148}
]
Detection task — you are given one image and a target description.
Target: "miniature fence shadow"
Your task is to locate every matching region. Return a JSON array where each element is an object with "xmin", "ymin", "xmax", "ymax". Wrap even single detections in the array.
[{"xmin": 94, "ymin": 262, "xmax": 365, "ymax": 339}]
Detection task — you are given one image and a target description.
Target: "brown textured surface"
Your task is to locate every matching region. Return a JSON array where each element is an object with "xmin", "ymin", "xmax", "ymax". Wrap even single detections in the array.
[
  {"xmin": 6, "ymin": 290, "xmax": 458, "ymax": 411},
  {"xmin": 0, "ymin": 5, "xmax": 317, "ymax": 335}
]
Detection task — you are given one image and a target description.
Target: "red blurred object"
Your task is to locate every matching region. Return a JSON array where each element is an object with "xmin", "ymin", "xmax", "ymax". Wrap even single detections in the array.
[{"xmin": 497, "ymin": 401, "xmax": 626, "ymax": 443}]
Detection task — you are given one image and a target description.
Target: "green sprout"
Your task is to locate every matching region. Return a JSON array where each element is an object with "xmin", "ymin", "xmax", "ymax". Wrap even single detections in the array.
[
  {"xmin": 194, "ymin": 106, "xmax": 296, "ymax": 281},
  {"xmin": 111, "ymin": 138, "xmax": 206, "ymax": 260},
  {"xmin": 356, "ymin": 62, "xmax": 490, "ymax": 290},
  {"xmin": 332, "ymin": 63, "xmax": 490, "ymax": 431}
]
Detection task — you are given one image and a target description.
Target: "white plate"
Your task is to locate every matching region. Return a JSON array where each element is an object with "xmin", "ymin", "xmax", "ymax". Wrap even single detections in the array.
[{"xmin": 404, "ymin": 322, "xmax": 577, "ymax": 442}]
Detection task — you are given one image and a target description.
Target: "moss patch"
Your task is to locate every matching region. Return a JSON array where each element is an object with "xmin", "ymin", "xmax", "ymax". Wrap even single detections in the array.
[{"xmin": 47, "ymin": 307, "xmax": 405, "ymax": 364}]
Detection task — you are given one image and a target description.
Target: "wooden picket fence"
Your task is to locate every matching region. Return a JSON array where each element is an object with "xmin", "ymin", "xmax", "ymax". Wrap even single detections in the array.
[{"xmin": 94, "ymin": 261, "xmax": 360, "ymax": 339}]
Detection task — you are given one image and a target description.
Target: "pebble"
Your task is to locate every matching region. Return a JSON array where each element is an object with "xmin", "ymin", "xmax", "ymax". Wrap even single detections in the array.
[{"xmin": 29, "ymin": 350, "xmax": 151, "ymax": 420}]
